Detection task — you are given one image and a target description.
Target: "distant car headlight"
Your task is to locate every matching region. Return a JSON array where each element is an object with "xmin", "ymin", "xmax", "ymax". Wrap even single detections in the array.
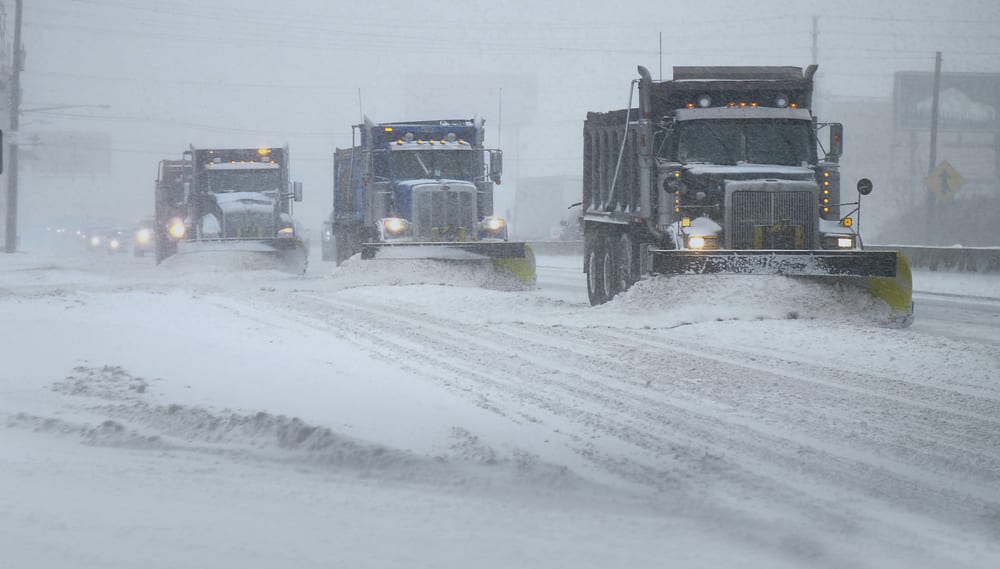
[
  {"xmin": 109, "ymin": 239, "xmax": 121, "ymax": 250},
  {"xmin": 135, "ymin": 228, "xmax": 152, "ymax": 244},
  {"xmin": 168, "ymin": 218, "xmax": 186, "ymax": 239},
  {"xmin": 90, "ymin": 236, "xmax": 101, "ymax": 247}
]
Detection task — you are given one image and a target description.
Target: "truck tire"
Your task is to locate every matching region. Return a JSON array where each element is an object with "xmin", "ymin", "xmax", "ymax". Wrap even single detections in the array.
[
  {"xmin": 332, "ymin": 230, "xmax": 350, "ymax": 266},
  {"xmin": 614, "ymin": 232, "xmax": 637, "ymax": 294},
  {"xmin": 587, "ymin": 233, "xmax": 611, "ymax": 305}
]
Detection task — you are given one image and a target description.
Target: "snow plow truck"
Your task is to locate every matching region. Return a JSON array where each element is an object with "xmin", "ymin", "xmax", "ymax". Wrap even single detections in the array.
[
  {"xmin": 582, "ymin": 65, "xmax": 913, "ymax": 325},
  {"xmin": 154, "ymin": 158, "xmax": 192, "ymax": 263},
  {"xmin": 322, "ymin": 117, "xmax": 535, "ymax": 285},
  {"xmin": 154, "ymin": 146, "xmax": 307, "ymax": 273}
]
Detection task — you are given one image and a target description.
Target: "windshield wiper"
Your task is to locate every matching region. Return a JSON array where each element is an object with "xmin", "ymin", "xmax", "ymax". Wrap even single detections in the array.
[{"xmin": 415, "ymin": 154, "xmax": 431, "ymax": 176}]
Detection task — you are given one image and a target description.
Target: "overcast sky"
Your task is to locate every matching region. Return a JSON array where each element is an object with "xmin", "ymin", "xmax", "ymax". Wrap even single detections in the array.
[{"xmin": 7, "ymin": 0, "xmax": 1000, "ymax": 234}]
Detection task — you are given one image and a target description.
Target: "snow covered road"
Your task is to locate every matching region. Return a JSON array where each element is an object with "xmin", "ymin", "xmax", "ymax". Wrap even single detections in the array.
[{"xmin": 2, "ymin": 250, "xmax": 998, "ymax": 568}]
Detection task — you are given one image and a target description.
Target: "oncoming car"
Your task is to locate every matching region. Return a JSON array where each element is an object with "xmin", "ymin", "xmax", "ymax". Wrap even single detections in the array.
[{"xmin": 86, "ymin": 228, "xmax": 129, "ymax": 255}]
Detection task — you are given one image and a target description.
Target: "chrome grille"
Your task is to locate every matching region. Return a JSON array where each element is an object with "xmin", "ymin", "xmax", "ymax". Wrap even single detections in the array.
[
  {"xmin": 730, "ymin": 189, "xmax": 815, "ymax": 249},
  {"xmin": 223, "ymin": 212, "xmax": 274, "ymax": 238},
  {"xmin": 413, "ymin": 185, "xmax": 477, "ymax": 241}
]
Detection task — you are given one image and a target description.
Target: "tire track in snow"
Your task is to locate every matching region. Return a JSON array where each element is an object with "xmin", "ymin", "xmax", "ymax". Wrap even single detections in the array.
[{"xmin": 247, "ymin": 288, "xmax": 1000, "ymax": 551}]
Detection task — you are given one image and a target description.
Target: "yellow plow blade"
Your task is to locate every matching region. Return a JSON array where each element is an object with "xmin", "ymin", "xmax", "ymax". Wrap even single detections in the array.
[
  {"xmin": 491, "ymin": 243, "xmax": 537, "ymax": 286},
  {"xmin": 865, "ymin": 251, "xmax": 914, "ymax": 327}
]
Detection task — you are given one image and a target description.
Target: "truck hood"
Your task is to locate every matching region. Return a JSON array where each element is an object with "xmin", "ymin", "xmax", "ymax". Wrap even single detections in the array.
[
  {"xmin": 212, "ymin": 191, "xmax": 278, "ymax": 214},
  {"xmin": 684, "ymin": 164, "xmax": 814, "ymax": 180},
  {"xmin": 394, "ymin": 178, "xmax": 476, "ymax": 191}
]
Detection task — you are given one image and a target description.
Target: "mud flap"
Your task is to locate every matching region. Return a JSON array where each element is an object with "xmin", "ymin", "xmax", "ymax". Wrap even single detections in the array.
[
  {"xmin": 491, "ymin": 243, "xmax": 537, "ymax": 286},
  {"xmin": 865, "ymin": 251, "xmax": 914, "ymax": 327}
]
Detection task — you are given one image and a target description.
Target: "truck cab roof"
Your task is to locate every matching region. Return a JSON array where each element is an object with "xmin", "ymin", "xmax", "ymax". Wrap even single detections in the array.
[{"xmin": 674, "ymin": 107, "xmax": 813, "ymax": 121}]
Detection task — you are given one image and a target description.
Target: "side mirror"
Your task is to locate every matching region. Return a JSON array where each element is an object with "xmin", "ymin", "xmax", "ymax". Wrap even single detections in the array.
[
  {"xmin": 293, "ymin": 181, "xmax": 303, "ymax": 202},
  {"xmin": 828, "ymin": 123, "xmax": 843, "ymax": 160},
  {"xmin": 857, "ymin": 178, "xmax": 873, "ymax": 196},
  {"xmin": 488, "ymin": 149, "xmax": 502, "ymax": 185}
]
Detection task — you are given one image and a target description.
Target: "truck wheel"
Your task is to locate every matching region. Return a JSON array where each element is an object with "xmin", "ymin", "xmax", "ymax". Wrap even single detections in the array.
[
  {"xmin": 587, "ymin": 235, "xmax": 608, "ymax": 305},
  {"xmin": 332, "ymin": 230, "xmax": 349, "ymax": 266},
  {"xmin": 614, "ymin": 232, "xmax": 637, "ymax": 294},
  {"xmin": 601, "ymin": 233, "xmax": 618, "ymax": 300}
]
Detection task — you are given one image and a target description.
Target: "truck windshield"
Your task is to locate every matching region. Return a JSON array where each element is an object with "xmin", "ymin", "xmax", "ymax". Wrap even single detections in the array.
[
  {"xmin": 390, "ymin": 149, "xmax": 474, "ymax": 181},
  {"xmin": 676, "ymin": 119, "xmax": 815, "ymax": 166},
  {"xmin": 205, "ymin": 170, "xmax": 282, "ymax": 194}
]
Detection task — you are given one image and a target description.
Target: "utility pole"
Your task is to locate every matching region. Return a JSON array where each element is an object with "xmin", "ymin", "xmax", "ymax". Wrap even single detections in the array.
[
  {"xmin": 926, "ymin": 51, "xmax": 942, "ymax": 234},
  {"xmin": 928, "ymin": 51, "xmax": 942, "ymax": 177},
  {"xmin": 4, "ymin": 0, "xmax": 21, "ymax": 253}
]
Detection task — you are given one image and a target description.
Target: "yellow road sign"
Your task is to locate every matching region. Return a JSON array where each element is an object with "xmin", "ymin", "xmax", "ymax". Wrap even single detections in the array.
[{"xmin": 926, "ymin": 161, "xmax": 964, "ymax": 203}]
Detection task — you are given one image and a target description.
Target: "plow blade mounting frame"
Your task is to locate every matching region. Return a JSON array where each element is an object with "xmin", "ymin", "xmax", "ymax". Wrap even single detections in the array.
[
  {"xmin": 651, "ymin": 249, "xmax": 898, "ymax": 277},
  {"xmin": 361, "ymin": 241, "xmax": 529, "ymax": 260}
]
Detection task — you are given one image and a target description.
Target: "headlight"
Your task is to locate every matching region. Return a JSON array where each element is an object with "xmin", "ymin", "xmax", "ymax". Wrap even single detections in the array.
[
  {"xmin": 168, "ymin": 218, "xmax": 186, "ymax": 239},
  {"xmin": 836, "ymin": 237, "xmax": 854, "ymax": 249},
  {"xmin": 383, "ymin": 217, "xmax": 409, "ymax": 235},
  {"xmin": 278, "ymin": 226, "xmax": 295, "ymax": 238},
  {"xmin": 685, "ymin": 235, "xmax": 717, "ymax": 249},
  {"xmin": 109, "ymin": 239, "xmax": 121, "ymax": 250},
  {"xmin": 482, "ymin": 216, "xmax": 505, "ymax": 232},
  {"xmin": 135, "ymin": 228, "xmax": 152, "ymax": 244},
  {"xmin": 90, "ymin": 236, "xmax": 101, "ymax": 247}
]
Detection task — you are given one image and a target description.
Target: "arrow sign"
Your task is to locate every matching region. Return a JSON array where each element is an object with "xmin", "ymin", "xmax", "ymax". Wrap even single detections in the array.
[
  {"xmin": 926, "ymin": 161, "xmax": 964, "ymax": 203},
  {"xmin": 939, "ymin": 169, "xmax": 951, "ymax": 195}
]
